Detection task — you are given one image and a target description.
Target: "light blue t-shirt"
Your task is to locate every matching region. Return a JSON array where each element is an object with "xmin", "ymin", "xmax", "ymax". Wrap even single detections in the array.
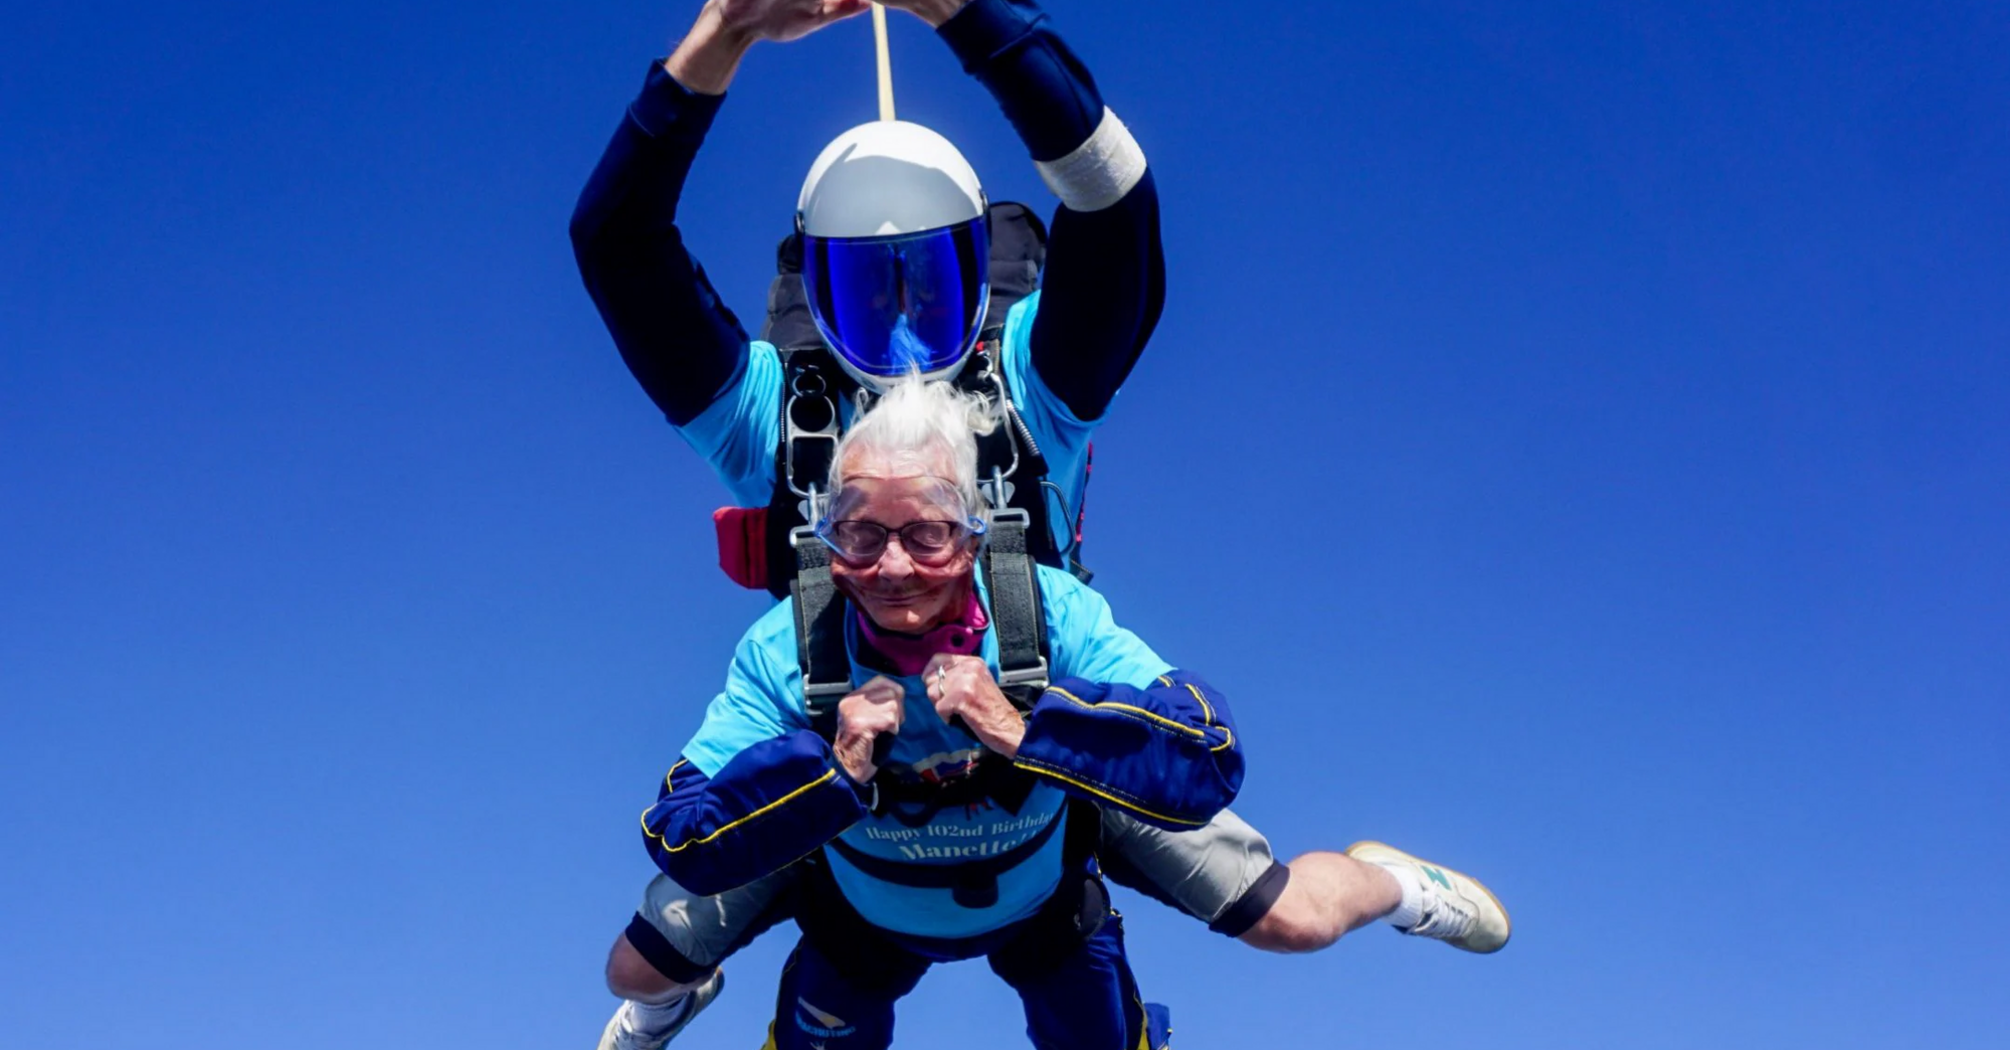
[
  {"xmin": 674, "ymin": 293, "xmax": 1097, "ymax": 553},
  {"xmin": 681, "ymin": 564, "xmax": 1172, "ymax": 939}
]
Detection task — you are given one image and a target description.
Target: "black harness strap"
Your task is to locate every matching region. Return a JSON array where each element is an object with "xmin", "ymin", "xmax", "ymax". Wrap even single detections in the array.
[
  {"xmin": 762, "ymin": 349, "xmax": 854, "ymax": 598},
  {"xmin": 791, "ymin": 532, "xmax": 853, "ymax": 741},
  {"xmin": 980, "ymin": 510, "xmax": 1051, "ymax": 710},
  {"xmin": 957, "ymin": 340, "xmax": 1068, "ymax": 575}
]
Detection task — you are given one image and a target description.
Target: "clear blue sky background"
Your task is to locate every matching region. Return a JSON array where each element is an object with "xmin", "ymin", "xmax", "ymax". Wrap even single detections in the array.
[{"xmin": 4, "ymin": 2, "xmax": 2006, "ymax": 1047}]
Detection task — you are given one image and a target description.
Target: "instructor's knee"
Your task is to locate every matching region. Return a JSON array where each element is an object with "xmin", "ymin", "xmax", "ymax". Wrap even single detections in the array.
[
  {"xmin": 1238, "ymin": 896, "xmax": 1339, "ymax": 954},
  {"xmin": 605, "ymin": 933, "xmax": 709, "ymax": 1002}
]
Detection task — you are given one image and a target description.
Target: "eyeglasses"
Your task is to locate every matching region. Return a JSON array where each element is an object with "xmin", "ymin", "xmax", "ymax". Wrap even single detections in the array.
[{"xmin": 814, "ymin": 517, "xmax": 987, "ymax": 566}]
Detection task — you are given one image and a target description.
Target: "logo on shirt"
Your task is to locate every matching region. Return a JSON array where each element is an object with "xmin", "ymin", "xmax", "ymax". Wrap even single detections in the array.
[{"xmin": 896, "ymin": 747, "xmax": 984, "ymax": 784}]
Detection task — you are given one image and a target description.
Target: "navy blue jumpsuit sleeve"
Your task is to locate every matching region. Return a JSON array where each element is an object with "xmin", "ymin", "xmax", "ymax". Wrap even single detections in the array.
[
  {"xmin": 940, "ymin": 0, "xmax": 1166, "ymax": 421},
  {"xmin": 640, "ymin": 735, "xmax": 874, "ymax": 895},
  {"xmin": 1013, "ymin": 669, "xmax": 1242, "ymax": 831},
  {"xmin": 569, "ymin": 64, "xmax": 750, "ymax": 427}
]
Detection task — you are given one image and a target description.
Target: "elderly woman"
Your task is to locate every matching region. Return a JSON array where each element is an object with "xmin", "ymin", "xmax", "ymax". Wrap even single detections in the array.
[{"xmin": 636, "ymin": 378, "xmax": 1238, "ymax": 1050}]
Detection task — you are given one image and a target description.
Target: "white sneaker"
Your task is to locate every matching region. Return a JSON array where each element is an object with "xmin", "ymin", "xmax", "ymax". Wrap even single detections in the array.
[
  {"xmin": 596, "ymin": 970, "xmax": 725, "ymax": 1050},
  {"xmin": 1346, "ymin": 841, "xmax": 1511, "ymax": 954}
]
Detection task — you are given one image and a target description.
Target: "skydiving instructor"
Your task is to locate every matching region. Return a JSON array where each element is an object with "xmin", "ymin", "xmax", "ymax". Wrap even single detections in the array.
[{"xmin": 572, "ymin": 0, "xmax": 1511, "ymax": 1046}]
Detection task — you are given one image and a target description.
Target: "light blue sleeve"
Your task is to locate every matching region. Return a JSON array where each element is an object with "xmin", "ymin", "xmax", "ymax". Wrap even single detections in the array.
[
  {"xmin": 673, "ymin": 340, "xmax": 783, "ymax": 508},
  {"xmin": 999, "ymin": 294, "xmax": 1100, "ymax": 547},
  {"xmin": 1038, "ymin": 567, "xmax": 1173, "ymax": 689},
  {"xmin": 680, "ymin": 601, "xmax": 811, "ymax": 777}
]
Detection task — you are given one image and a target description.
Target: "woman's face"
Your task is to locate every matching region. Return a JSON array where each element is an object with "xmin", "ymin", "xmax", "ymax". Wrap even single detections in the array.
[{"xmin": 825, "ymin": 451, "xmax": 978, "ymax": 634}]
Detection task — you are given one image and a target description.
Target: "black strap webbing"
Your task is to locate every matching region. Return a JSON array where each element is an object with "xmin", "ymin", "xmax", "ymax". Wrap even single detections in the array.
[
  {"xmin": 982, "ymin": 511, "xmax": 1050, "ymax": 710},
  {"xmin": 791, "ymin": 531, "xmax": 852, "ymax": 738}
]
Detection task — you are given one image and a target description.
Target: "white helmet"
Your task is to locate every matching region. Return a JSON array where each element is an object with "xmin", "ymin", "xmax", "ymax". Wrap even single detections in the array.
[{"xmin": 796, "ymin": 121, "xmax": 992, "ymax": 390}]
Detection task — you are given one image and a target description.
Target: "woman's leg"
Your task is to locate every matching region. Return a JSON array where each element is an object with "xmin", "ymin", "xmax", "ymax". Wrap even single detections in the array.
[
  {"xmin": 990, "ymin": 914, "xmax": 1157, "ymax": 1050},
  {"xmin": 767, "ymin": 935, "xmax": 931, "ymax": 1050}
]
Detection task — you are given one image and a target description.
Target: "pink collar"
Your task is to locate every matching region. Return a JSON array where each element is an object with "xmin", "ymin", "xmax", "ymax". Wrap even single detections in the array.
[{"xmin": 854, "ymin": 593, "xmax": 989, "ymax": 676}]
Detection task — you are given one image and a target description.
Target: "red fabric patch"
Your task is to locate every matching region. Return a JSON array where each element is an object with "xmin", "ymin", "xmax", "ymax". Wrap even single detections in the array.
[{"xmin": 712, "ymin": 506, "xmax": 769, "ymax": 591}]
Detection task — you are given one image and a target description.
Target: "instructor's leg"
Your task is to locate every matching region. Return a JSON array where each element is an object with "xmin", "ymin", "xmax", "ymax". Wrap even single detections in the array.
[
  {"xmin": 1099, "ymin": 809, "xmax": 1399, "ymax": 954},
  {"xmin": 598, "ymin": 869, "xmax": 801, "ymax": 1049},
  {"xmin": 607, "ymin": 868, "xmax": 797, "ymax": 999},
  {"xmin": 1237, "ymin": 851, "xmax": 1399, "ymax": 953}
]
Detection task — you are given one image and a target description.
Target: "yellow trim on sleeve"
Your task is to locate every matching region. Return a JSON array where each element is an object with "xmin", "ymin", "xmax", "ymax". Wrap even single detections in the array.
[
  {"xmin": 1183, "ymin": 682, "xmax": 1237, "ymax": 752},
  {"xmin": 1048, "ymin": 681, "xmax": 1235, "ymax": 752},
  {"xmin": 1011, "ymin": 756, "xmax": 1208, "ymax": 828},
  {"xmin": 1182, "ymin": 681, "xmax": 1214, "ymax": 723},
  {"xmin": 1046, "ymin": 686, "xmax": 1207, "ymax": 739},
  {"xmin": 640, "ymin": 768, "xmax": 841, "ymax": 853}
]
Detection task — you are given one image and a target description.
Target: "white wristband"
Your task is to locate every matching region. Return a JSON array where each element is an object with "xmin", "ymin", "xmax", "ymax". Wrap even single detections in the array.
[{"xmin": 1034, "ymin": 107, "xmax": 1148, "ymax": 213}]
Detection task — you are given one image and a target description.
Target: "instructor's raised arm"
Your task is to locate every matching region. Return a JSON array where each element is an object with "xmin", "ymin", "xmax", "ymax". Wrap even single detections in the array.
[
  {"xmin": 888, "ymin": 0, "xmax": 1165, "ymax": 420},
  {"xmin": 570, "ymin": 1, "xmax": 872, "ymax": 427}
]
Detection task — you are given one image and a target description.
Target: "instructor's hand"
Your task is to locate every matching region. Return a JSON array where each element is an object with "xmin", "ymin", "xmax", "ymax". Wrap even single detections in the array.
[
  {"xmin": 876, "ymin": 0, "xmax": 970, "ymax": 29},
  {"xmin": 833, "ymin": 675, "xmax": 905, "ymax": 783},
  {"xmin": 924, "ymin": 654, "xmax": 1026, "ymax": 758},
  {"xmin": 716, "ymin": 0, "xmax": 874, "ymax": 43}
]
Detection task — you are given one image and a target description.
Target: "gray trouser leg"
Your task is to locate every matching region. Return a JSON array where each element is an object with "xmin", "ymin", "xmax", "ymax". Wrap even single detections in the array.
[
  {"xmin": 625, "ymin": 867, "xmax": 798, "ymax": 981},
  {"xmin": 1099, "ymin": 807, "xmax": 1288, "ymax": 935}
]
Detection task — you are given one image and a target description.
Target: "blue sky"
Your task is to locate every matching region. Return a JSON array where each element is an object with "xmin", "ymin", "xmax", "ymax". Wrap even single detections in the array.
[{"xmin": 3, "ymin": 2, "xmax": 2006, "ymax": 1047}]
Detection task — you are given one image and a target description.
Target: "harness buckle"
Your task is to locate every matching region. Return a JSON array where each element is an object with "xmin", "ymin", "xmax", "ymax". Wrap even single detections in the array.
[
  {"xmin": 803, "ymin": 680, "xmax": 852, "ymax": 700},
  {"xmin": 989, "ymin": 507, "xmax": 1032, "ymax": 532},
  {"xmin": 996, "ymin": 658, "xmax": 1050, "ymax": 692}
]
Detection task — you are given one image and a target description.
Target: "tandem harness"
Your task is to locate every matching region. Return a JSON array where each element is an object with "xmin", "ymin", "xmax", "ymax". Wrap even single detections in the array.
[
  {"xmin": 788, "ymin": 485, "xmax": 1088, "ymax": 914},
  {"xmin": 790, "ymin": 518, "xmax": 1096, "ymax": 918},
  {"xmin": 709, "ymin": 202, "xmax": 1104, "ymax": 914}
]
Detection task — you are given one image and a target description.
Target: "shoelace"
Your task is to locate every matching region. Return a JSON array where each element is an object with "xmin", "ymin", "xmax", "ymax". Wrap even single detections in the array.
[{"xmin": 1407, "ymin": 883, "xmax": 1476, "ymax": 941}]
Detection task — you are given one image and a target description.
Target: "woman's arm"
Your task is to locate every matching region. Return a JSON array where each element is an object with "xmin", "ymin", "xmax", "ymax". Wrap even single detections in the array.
[
  {"xmin": 929, "ymin": 654, "xmax": 1242, "ymax": 832},
  {"xmin": 640, "ymin": 736, "xmax": 871, "ymax": 894}
]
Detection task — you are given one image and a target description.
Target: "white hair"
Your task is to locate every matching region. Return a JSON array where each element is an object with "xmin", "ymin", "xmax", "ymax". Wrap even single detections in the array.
[{"xmin": 828, "ymin": 376, "xmax": 1004, "ymax": 521}]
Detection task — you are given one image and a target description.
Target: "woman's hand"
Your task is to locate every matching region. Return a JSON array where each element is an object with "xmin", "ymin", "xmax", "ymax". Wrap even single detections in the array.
[
  {"xmin": 924, "ymin": 654, "xmax": 1026, "ymax": 758},
  {"xmin": 833, "ymin": 675, "xmax": 906, "ymax": 782}
]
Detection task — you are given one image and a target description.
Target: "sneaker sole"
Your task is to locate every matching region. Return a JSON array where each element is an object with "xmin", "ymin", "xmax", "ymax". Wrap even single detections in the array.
[{"xmin": 1346, "ymin": 840, "xmax": 1512, "ymax": 953}]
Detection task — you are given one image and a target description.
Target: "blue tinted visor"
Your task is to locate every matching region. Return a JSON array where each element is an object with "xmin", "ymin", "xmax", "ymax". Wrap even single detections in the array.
[{"xmin": 802, "ymin": 218, "xmax": 990, "ymax": 380}]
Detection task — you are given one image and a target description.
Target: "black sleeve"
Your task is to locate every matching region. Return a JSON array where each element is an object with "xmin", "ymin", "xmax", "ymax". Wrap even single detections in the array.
[
  {"xmin": 569, "ymin": 63, "xmax": 752, "ymax": 427},
  {"xmin": 941, "ymin": 0, "xmax": 1166, "ymax": 421}
]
